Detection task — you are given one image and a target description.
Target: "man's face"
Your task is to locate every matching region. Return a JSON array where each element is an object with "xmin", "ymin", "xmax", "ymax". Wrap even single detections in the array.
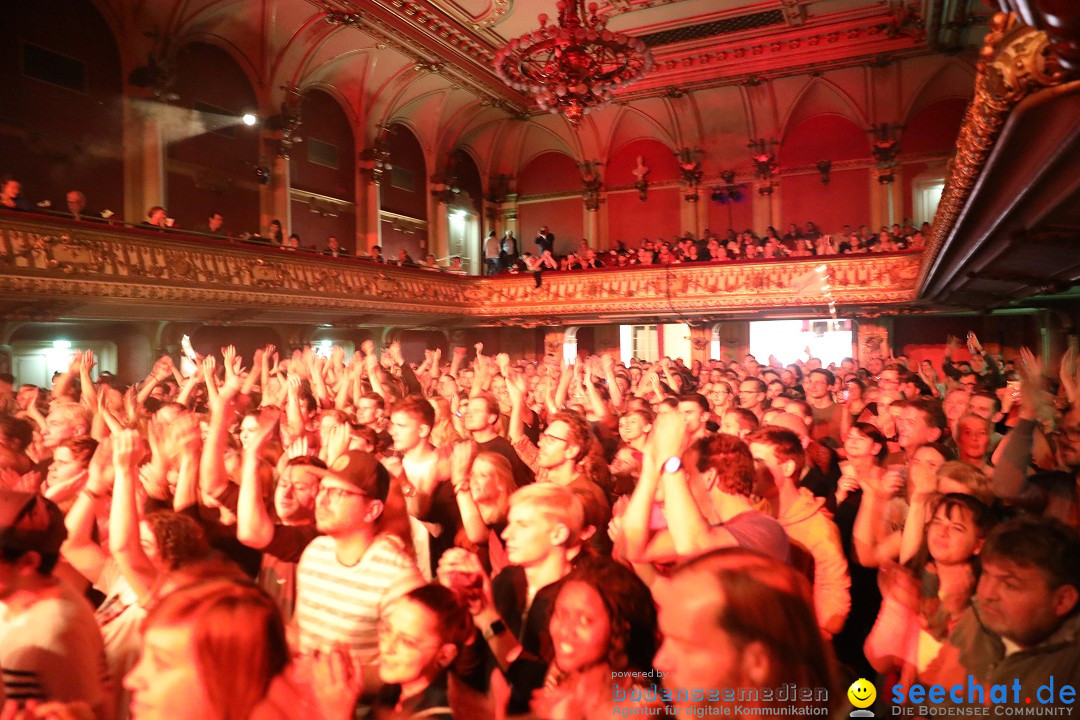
[
  {"xmin": 878, "ymin": 369, "xmax": 901, "ymax": 398},
  {"xmin": 738, "ymin": 382, "xmax": 764, "ymax": 410},
  {"xmin": 388, "ymin": 411, "xmax": 428, "ymax": 453},
  {"xmin": 463, "ymin": 397, "xmax": 495, "ymax": 433},
  {"xmin": 897, "ymin": 406, "xmax": 940, "ymax": 450},
  {"xmin": 677, "ymin": 401, "xmax": 707, "ymax": 435},
  {"xmin": 655, "ymin": 571, "xmax": 749, "ymax": 711},
  {"xmin": 501, "ymin": 503, "xmax": 560, "ymax": 567},
  {"xmin": 357, "ymin": 399, "xmax": 383, "ymax": 427},
  {"xmin": 150, "ymin": 208, "xmax": 166, "ymax": 225},
  {"xmin": 2, "ymin": 180, "xmax": 20, "ymax": 199},
  {"xmin": 944, "ymin": 391, "xmax": 970, "ymax": 422},
  {"xmin": 314, "ymin": 477, "xmax": 372, "ymax": 535},
  {"xmin": 719, "ymin": 412, "xmax": 746, "ymax": 439},
  {"xmin": 537, "ymin": 420, "xmax": 575, "ymax": 470},
  {"xmin": 66, "ymin": 192, "xmax": 84, "ymax": 213},
  {"xmin": 807, "ymin": 375, "xmax": 829, "ymax": 403},
  {"xmin": 967, "ymin": 395, "xmax": 998, "ymax": 422},
  {"xmin": 976, "ymin": 559, "xmax": 1077, "ymax": 647},
  {"xmin": 910, "ymin": 445, "xmax": 947, "ymax": 478},
  {"xmin": 749, "ymin": 441, "xmax": 793, "ymax": 484},
  {"xmin": 956, "ymin": 417, "xmax": 990, "ymax": 461},
  {"xmin": 274, "ymin": 465, "xmax": 320, "ymax": 522},
  {"xmin": 1056, "ymin": 412, "xmax": 1080, "ymax": 469},
  {"xmin": 15, "ymin": 386, "xmax": 36, "ymax": 411},
  {"xmin": 42, "ymin": 408, "xmax": 84, "ymax": 451},
  {"xmin": 46, "ymin": 445, "xmax": 86, "ymax": 486},
  {"xmin": 208, "ymin": 214, "xmax": 224, "ymax": 232}
]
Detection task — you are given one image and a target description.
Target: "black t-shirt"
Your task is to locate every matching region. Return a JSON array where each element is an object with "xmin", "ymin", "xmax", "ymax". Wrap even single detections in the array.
[{"xmin": 476, "ymin": 435, "xmax": 535, "ymax": 488}]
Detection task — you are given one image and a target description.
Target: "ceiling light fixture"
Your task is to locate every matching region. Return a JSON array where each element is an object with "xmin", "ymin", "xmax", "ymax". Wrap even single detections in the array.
[{"xmin": 494, "ymin": 0, "xmax": 653, "ymax": 126}]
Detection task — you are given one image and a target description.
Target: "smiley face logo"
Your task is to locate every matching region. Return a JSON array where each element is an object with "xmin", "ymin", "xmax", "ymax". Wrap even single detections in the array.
[{"xmin": 848, "ymin": 678, "xmax": 877, "ymax": 709}]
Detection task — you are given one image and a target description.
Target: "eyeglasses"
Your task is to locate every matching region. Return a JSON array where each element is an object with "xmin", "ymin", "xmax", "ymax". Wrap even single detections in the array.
[
  {"xmin": 539, "ymin": 433, "xmax": 570, "ymax": 445},
  {"xmin": 1056, "ymin": 426, "xmax": 1080, "ymax": 442},
  {"xmin": 316, "ymin": 485, "xmax": 368, "ymax": 503}
]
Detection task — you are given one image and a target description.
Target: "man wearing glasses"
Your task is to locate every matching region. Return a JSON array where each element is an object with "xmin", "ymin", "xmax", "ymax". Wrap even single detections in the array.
[
  {"xmin": 738, "ymin": 378, "xmax": 768, "ymax": 422},
  {"xmin": 295, "ymin": 450, "xmax": 424, "ymax": 694}
]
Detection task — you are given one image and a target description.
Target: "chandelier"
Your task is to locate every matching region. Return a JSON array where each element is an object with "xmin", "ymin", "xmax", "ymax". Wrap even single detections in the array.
[{"xmin": 494, "ymin": 0, "xmax": 653, "ymax": 126}]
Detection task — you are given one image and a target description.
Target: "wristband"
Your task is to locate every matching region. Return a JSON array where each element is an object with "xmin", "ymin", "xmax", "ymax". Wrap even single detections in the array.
[
  {"xmin": 83, "ymin": 487, "xmax": 105, "ymax": 501},
  {"xmin": 483, "ymin": 619, "xmax": 508, "ymax": 641}
]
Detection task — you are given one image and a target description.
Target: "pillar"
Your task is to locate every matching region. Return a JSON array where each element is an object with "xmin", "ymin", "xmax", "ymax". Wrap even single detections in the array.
[
  {"xmin": 356, "ymin": 148, "xmax": 385, "ymax": 256},
  {"xmin": 122, "ymin": 97, "xmax": 166, "ymax": 224},
  {"xmin": 260, "ymin": 149, "xmax": 292, "ymax": 237},
  {"xmin": 751, "ymin": 187, "xmax": 774, "ymax": 236},
  {"xmin": 855, "ymin": 317, "xmax": 893, "ymax": 367},
  {"xmin": 584, "ymin": 203, "xmax": 601, "ymax": 250},
  {"xmin": 680, "ymin": 191, "xmax": 700, "ymax": 238}
]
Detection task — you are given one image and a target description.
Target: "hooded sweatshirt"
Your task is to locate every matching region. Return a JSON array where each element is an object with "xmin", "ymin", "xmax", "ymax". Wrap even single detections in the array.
[{"xmin": 778, "ymin": 486, "xmax": 852, "ymax": 637}]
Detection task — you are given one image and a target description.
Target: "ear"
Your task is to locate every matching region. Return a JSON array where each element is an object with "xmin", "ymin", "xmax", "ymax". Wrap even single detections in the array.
[
  {"xmin": 927, "ymin": 426, "xmax": 943, "ymax": 443},
  {"xmin": 1050, "ymin": 584, "xmax": 1079, "ymax": 619},
  {"xmin": 779, "ymin": 458, "xmax": 797, "ymax": 481},
  {"xmin": 419, "ymin": 423, "xmax": 431, "ymax": 439},
  {"xmin": 740, "ymin": 640, "xmax": 772, "ymax": 687},
  {"xmin": 550, "ymin": 522, "xmax": 571, "ymax": 548},
  {"xmin": 365, "ymin": 499, "xmax": 385, "ymax": 523}
]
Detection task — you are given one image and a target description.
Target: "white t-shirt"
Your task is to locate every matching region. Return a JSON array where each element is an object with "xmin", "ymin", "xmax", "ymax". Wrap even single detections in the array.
[
  {"xmin": 296, "ymin": 533, "xmax": 423, "ymax": 665},
  {"xmin": 94, "ymin": 559, "xmax": 146, "ymax": 720},
  {"xmin": 0, "ymin": 579, "xmax": 114, "ymax": 720}
]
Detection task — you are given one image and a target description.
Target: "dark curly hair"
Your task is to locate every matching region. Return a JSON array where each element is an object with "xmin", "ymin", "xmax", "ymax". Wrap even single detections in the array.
[
  {"xmin": 553, "ymin": 555, "xmax": 658, "ymax": 676},
  {"xmin": 144, "ymin": 511, "xmax": 211, "ymax": 570}
]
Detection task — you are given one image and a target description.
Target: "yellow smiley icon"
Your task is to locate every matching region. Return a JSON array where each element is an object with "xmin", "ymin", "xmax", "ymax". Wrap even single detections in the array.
[{"xmin": 848, "ymin": 678, "xmax": 877, "ymax": 709}]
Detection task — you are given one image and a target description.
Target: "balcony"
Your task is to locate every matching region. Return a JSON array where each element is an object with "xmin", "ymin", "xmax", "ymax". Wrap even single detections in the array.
[{"xmin": 0, "ymin": 211, "xmax": 922, "ymax": 327}]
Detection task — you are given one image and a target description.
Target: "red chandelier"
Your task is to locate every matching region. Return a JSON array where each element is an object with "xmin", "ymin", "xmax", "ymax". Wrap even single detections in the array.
[{"xmin": 494, "ymin": 0, "xmax": 653, "ymax": 126}]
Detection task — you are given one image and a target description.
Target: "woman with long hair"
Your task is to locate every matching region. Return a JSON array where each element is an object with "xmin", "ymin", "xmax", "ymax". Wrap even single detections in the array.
[{"xmin": 450, "ymin": 446, "xmax": 517, "ymax": 574}]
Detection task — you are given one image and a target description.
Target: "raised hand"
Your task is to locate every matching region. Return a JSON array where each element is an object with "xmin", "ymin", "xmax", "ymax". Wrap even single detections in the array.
[
  {"xmin": 450, "ymin": 440, "xmax": 476, "ymax": 490},
  {"xmin": 324, "ymin": 422, "xmax": 350, "ymax": 465},
  {"xmin": 474, "ymin": 342, "xmax": 484, "ymax": 357},
  {"xmin": 361, "ymin": 339, "xmax": 375, "ymax": 357},
  {"xmin": 80, "ymin": 349, "xmax": 96, "ymax": 374},
  {"xmin": 112, "ymin": 429, "xmax": 146, "ymax": 469},
  {"xmin": 435, "ymin": 548, "xmax": 492, "ymax": 615},
  {"xmin": 388, "ymin": 341, "xmax": 405, "ymax": 366}
]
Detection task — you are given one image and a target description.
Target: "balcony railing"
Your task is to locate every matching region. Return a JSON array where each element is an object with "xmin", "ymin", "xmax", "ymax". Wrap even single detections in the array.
[{"xmin": 0, "ymin": 211, "xmax": 922, "ymax": 325}]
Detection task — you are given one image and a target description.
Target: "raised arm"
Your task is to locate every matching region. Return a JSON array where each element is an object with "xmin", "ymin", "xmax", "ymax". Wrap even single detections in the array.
[
  {"xmin": 61, "ymin": 437, "xmax": 114, "ymax": 584},
  {"xmin": 236, "ymin": 408, "xmax": 280, "ymax": 550},
  {"xmin": 199, "ymin": 365, "xmax": 241, "ymax": 503},
  {"xmin": 450, "ymin": 441, "xmax": 488, "ymax": 544},
  {"xmin": 109, "ymin": 429, "xmax": 158, "ymax": 605}
]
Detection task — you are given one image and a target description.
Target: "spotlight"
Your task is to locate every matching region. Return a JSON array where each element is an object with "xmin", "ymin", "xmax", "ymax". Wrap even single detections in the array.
[{"xmin": 242, "ymin": 113, "xmax": 258, "ymax": 126}]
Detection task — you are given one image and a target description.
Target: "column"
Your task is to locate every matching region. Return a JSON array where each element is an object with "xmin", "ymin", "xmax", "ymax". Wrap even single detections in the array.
[
  {"xmin": 679, "ymin": 191, "xmax": 700, "ymax": 238},
  {"xmin": 855, "ymin": 318, "xmax": 894, "ymax": 366},
  {"xmin": 122, "ymin": 97, "xmax": 166, "ymax": 224},
  {"xmin": 584, "ymin": 202, "xmax": 601, "ymax": 250},
  {"xmin": 428, "ymin": 176, "xmax": 452, "ymax": 268},
  {"xmin": 689, "ymin": 324, "xmax": 712, "ymax": 367},
  {"xmin": 751, "ymin": 187, "xmax": 773, "ymax": 235},
  {"xmin": 356, "ymin": 150, "xmax": 384, "ymax": 256},
  {"xmin": 260, "ymin": 149, "xmax": 291, "ymax": 237}
]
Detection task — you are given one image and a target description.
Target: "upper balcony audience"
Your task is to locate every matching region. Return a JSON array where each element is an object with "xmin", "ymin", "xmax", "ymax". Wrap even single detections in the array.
[{"xmin": 1, "ymin": 171, "xmax": 924, "ymax": 277}]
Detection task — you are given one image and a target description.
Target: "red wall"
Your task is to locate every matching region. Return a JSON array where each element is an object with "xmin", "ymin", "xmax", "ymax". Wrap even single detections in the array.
[
  {"xmin": 289, "ymin": 90, "xmax": 356, "ymax": 252},
  {"xmin": 0, "ymin": 0, "xmax": 123, "ymax": 215},
  {"xmin": 379, "ymin": 220, "xmax": 426, "ymax": 261},
  {"xmin": 781, "ymin": 168, "xmax": 871, "ymax": 235},
  {"xmin": 607, "ymin": 138, "xmax": 680, "ymax": 183},
  {"xmin": 381, "ymin": 125, "xmax": 427, "ymax": 220},
  {"xmin": 517, "ymin": 152, "xmax": 580, "ymax": 195},
  {"xmin": 780, "ymin": 114, "xmax": 869, "ymax": 166},
  {"xmin": 450, "ymin": 148, "xmax": 483, "ymax": 215},
  {"xmin": 166, "ymin": 43, "xmax": 260, "ymax": 234},
  {"xmin": 608, "ymin": 188, "xmax": 682, "ymax": 247},
  {"xmin": 890, "ymin": 315, "xmax": 1040, "ymax": 374},
  {"xmin": 707, "ymin": 192, "xmax": 754, "ymax": 235},
  {"xmin": 518, "ymin": 198, "xmax": 584, "ymax": 255},
  {"xmin": 903, "ymin": 98, "xmax": 968, "ymax": 155}
]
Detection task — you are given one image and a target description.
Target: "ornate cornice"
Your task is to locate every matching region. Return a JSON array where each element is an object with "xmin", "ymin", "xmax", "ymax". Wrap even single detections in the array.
[
  {"xmin": 0, "ymin": 215, "xmax": 921, "ymax": 325},
  {"xmin": 919, "ymin": 13, "xmax": 1070, "ymax": 292}
]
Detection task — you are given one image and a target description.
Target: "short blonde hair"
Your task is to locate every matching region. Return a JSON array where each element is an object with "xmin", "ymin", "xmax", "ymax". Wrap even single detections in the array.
[{"xmin": 508, "ymin": 483, "xmax": 584, "ymax": 543}]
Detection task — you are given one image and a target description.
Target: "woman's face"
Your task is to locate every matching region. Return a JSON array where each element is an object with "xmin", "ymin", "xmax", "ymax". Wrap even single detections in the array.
[
  {"xmin": 239, "ymin": 415, "xmax": 260, "ymax": 450},
  {"xmin": 550, "ymin": 581, "xmax": 611, "ymax": 674},
  {"xmin": 843, "ymin": 428, "xmax": 881, "ymax": 461},
  {"xmin": 619, "ymin": 413, "xmax": 651, "ymax": 444},
  {"xmin": 926, "ymin": 504, "xmax": 982, "ymax": 565},
  {"xmin": 125, "ymin": 624, "xmax": 214, "ymax": 720},
  {"xmin": 470, "ymin": 457, "xmax": 509, "ymax": 524},
  {"xmin": 378, "ymin": 598, "xmax": 449, "ymax": 685}
]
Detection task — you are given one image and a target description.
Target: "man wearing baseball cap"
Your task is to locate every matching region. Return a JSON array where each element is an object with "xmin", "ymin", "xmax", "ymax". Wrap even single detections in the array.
[
  {"xmin": 294, "ymin": 451, "xmax": 423, "ymax": 703},
  {"xmin": 0, "ymin": 490, "xmax": 113, "ymax": 718}
]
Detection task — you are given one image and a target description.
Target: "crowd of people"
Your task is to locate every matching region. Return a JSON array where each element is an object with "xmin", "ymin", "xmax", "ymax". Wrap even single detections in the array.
[
  {"xmin": 1, "ymin": 327, "xmax": 1078, "ymax": 720},
  {"xmin": 4, "ymin": 176, "xmax": 925, "ymax": 279},
  {"xmin": 483, "ymin": 221, "xmax": 927, "ymax": 275}
]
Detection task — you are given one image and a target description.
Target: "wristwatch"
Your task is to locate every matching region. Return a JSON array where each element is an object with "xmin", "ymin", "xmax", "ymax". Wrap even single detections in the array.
[
  {"xmin": 662, "ymin": 456, "xmax": 683, "ymax": 474},
  {"xmin": 483, "ymin": 619, "xmax": 508, "ymax": 641}
]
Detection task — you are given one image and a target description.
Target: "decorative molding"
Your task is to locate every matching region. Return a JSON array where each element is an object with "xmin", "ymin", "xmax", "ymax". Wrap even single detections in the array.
[
  {"xmin": 919, "ymin": 13, "xmax": 1070, "ymax": 292},
  {"xmin": 0, "ymin": 216, "xmax": 921, "ymax": 324}
]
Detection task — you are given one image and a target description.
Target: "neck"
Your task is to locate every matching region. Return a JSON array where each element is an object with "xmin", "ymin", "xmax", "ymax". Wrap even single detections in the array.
[
  {"xmin": 523, "ymin": 551, "xmax": 570, "ymax": 596},
  {"xmin": 776, "ymin": 479, "xmax": 802, "ymax": 510},
  {"xmin": 404, "ymin": 441, "xmax": 435, "ymax": 462},
  {"xmin": 471, "ymin": 427, "xmax": 497, "ymax": 443},
  {"xmin": 848, "ymin": 456, "xmax": 877, "ymax": 473},
  {"xmin": 712, "ymin": 491, "xmax": 754, "ymax": 522},
  {"xmin": 2, "ymin": 575, "xmax": 61, "ymax": 615},
  {"xmin": 546, "ymin": 461, "xmax": 579, "ymax": 486},
  {"xmin": 332, "ymin": 527, "xmax": 376, "ymax": 566},
  {"xmin": 398, "ymin": 673, "xmax": 437, "ymax": 706},
  {"xmin": 807, "ymin": 395, "xmax": 832, "ymax": 409}
]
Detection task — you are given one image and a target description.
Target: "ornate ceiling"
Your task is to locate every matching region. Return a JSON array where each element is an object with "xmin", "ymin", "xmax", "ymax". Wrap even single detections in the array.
[{"xmin": 95, "ymin": 0, "xmax": 987, "ymax": 160}]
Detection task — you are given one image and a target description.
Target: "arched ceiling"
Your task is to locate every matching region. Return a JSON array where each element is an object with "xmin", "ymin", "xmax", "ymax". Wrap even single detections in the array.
[{"xmin": 95, "ymin": 0, "xmax": 988, "ymax": 172}]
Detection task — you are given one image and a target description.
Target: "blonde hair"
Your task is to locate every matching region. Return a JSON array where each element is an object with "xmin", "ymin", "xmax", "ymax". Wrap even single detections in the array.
[{"xmin": 508, "ymin": 483, "xmax": 584, "ymax": 544}]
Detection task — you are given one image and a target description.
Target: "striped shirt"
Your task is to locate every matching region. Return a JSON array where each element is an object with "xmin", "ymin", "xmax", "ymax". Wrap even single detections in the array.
[{"xmin": 295, "ymin": 533, "xmax": 424, "ymax": 664}]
